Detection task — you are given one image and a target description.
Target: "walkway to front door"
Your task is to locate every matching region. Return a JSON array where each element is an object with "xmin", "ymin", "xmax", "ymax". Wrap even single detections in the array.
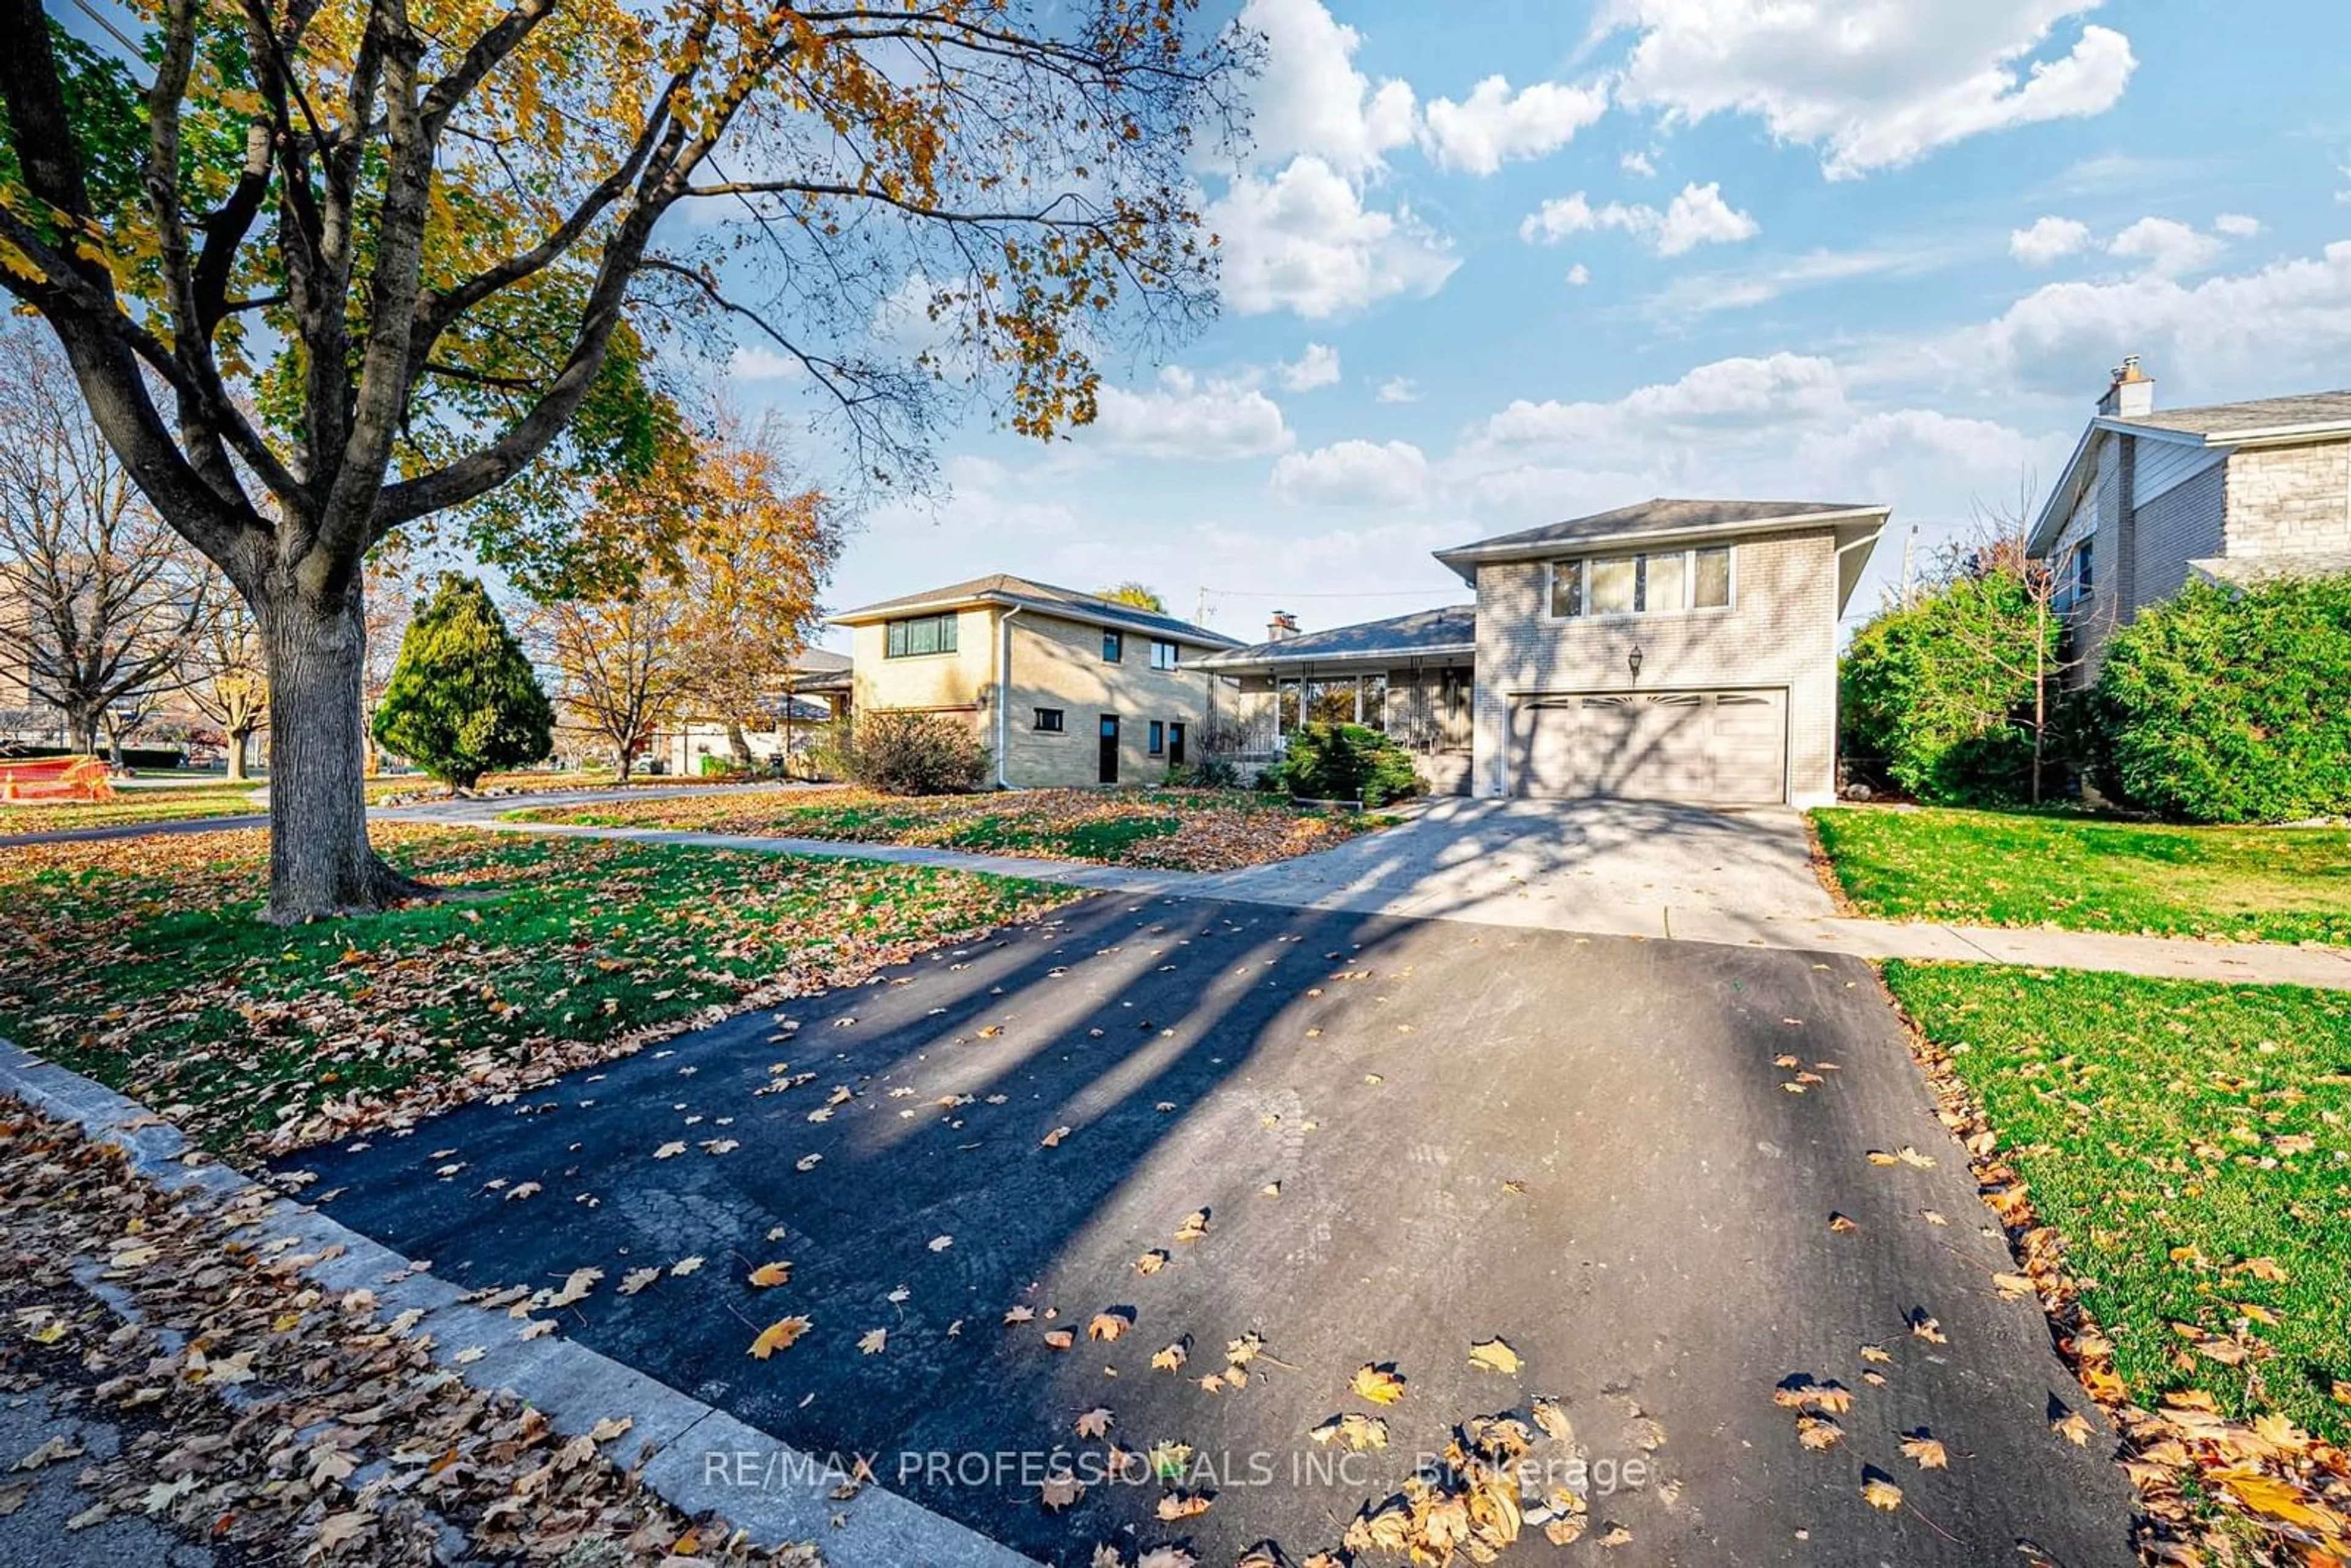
[{"xmin": 1097, "ymin": 714, "xmax": 1119, "ymax": 782}]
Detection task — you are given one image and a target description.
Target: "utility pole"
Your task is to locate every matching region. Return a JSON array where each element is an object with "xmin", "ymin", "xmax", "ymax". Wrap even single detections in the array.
[
  {"xmin": 1194, "ymin": 587, "xmax": 1212, "ymax": 627},
  {"xmin": 1899, "ymin": 525, "xmax": 1917, "ymax": 609}
]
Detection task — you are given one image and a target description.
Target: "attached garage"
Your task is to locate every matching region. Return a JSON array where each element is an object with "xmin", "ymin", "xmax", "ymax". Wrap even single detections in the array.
[{"xmin": 1511, "ymin": 689, "xmax": 1787, "ymax": 804}]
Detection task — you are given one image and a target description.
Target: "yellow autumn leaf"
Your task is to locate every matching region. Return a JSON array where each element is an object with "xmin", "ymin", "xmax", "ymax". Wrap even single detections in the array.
[
  {"xmin": 748, "ymin": 1315, "xmax": 812, "ymax": 1359},
  {"xmin": 1468, "ymin": 1338, "xmax": 1521, "ymax": 1376},
  {"xmin": 1352, "ymin": 1364, "xmax": 1406, "ymax": 1405},
  {"xmin": 748, "ymin": 1261, "xmax": 793, "ymax": 1288}
]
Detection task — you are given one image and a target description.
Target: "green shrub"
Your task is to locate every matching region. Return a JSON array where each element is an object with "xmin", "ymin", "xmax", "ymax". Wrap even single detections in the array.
[
  {"xmin": 370, "ymin": 574, "xmax": 553, "ymax": 789},
  {"xmin": 2086, "ymin": 576, "xmax": 2351, "ymax": 823},
  {"xmin": 1839, "ymin": 568, "xmax": 2055, "ymax": 805},
  {"xmin": 1261, "ymin": 722, "xmax": 1422, "ymax": 807},
  {"xmin": 841, "ymin": 710, "xmax": 988, "ymax": 795}
]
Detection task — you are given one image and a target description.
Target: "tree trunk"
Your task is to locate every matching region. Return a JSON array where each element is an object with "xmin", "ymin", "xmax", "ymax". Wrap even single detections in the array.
[
  {"xmin": 257, "ymin": 584, "xmax": 428, "ymax": 921},
  {"xmin": 613, "ymin": 736, "xmax": 634, "ymax": 784},
  {"xmin": 64, "ymin": 705, "xmax": 97, "ymax": 755},
  {"xmin": 727, "ymin": 717, "xmax": 752, "ymax": 771},
  {"xmin": 225, "ymin": 727, "xmax": 251, "ymax": 782}
]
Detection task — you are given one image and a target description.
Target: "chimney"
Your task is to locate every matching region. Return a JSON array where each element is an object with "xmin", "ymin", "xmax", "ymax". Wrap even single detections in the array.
[
  {"xmin": 2098, "ymin": 354, "xmax": 2155, "ymax": 419},
  {"xmin": 1266, "ymin": 610, "xmax": 1299, "ymax": 642}
]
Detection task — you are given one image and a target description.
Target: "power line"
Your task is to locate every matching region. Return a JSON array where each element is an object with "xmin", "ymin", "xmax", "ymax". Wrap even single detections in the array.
[{"xmin": 1196, "ymin": 586, "xmax": 1459, "ymax": 599}]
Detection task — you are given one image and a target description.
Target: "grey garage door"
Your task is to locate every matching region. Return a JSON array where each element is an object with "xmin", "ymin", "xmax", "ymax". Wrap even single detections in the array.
[{"xmin": 1513, "ymin": 689, "xmax": 1787, "ymax": 803}]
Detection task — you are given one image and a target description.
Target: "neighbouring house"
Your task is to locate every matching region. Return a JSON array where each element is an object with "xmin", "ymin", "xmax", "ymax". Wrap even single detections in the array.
[
  {"xmin": 829, "ymin": 576, "xmax": 1240, "ymax": 787},
  {"xmin": 2030, "ymin": 356, "xmax": 2351, "ymax": 680},
  {"xmin": 1212, "ymin": 498, "xmax": 1886, "ymax": 806},
  {"xmin": 1198, "ymin": 605, "xmax": 1478, "ymax": 795},
  {"xmin": 651, "ymin": 648, "xmax": 853, "ymax": 776}
]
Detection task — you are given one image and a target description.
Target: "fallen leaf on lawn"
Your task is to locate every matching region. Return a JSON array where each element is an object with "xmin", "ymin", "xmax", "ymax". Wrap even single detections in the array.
[
  {"xmin": 2215, "ymin": 1468, "xmax": 2345, "ymax": 1532},
  {"xmin": 749, "ymin": 1316, "xmax": 812, "ymax": 1359},
  {"xmin": 858, "ymin": 1328, "xmax": 887, "ymax": 1355},
  {"xmin": 1352, "ymin": 1364, "xmax": 1406, "ymax": 1405},
  {"xmin": 1468, "ymin": 1337, "xmax": 1522, "ymax": 1376},
  {"xmin": 1862, "ymin": 1474, "xmax": 1903, "ymax": 1511},
  {"xmin": 1900, "ymin": 1431, "xmax": 1948, "ymax": 1469},
  {"xmin": 749, "ymin": 1262, "xmax": 793, "ymax": 1288},
  {"xmin": 1076, "ymin": 1407, "xmax": 1113, "ymax": 1439},
  {"xmin": 1088, "ymin": 1310, "xmax": 1133, "ymax": 1342}
]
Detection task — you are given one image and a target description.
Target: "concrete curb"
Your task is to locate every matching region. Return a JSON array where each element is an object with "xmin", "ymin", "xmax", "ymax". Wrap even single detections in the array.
[{"xmin": 0, "ymin": 1038, "xmax": 1038, "ymax": 1568}]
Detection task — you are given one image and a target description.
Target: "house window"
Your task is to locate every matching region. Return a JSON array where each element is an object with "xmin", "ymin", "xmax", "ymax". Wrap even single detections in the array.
[
  {"xmin": 2075, "ymin": 539, "xmax": 2095, "ymax": 595},
  {"xmin": 1101, "ymin": 629, "xmax": 1124, "ymax": 662},
  {"xmin": 1150, "ymin": 640, "xmax": 1180, "ymax": 670},
  {"xmin": 1305, "ymin": 678, "xmax": 1356, "ymax": 726},
  {"xmin": 1277, "ymin": 678, "xmax": 1301, "ymax": 732},
  {"xmin": 1033, "ymin": 707, "xmax": 1065, "ymax": 733},
  {"xmin": 1148, "ymin": 720, "xmax": 1165, "ymax": 756},
  {"xmin": 885, "ymin": 612, "xmax": 958, "ymax": 657},
  {"xmin": 1360, "ymin": 672, "xmax": 1389, "ymax": 732},
  {"xmin": 1550, "ymin": 546, "xmax": 1733, "ymax": 618}
]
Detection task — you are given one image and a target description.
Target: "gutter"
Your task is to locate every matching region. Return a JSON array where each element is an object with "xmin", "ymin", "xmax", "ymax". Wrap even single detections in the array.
[
  {"xmin": 1196, "ymin": 641, "xmax": 1478, "ymax": 671},
  {"xmin": 1431, "ymin": 506, "xmax": 1891, "ymax": 578},
  {"xmin": 994, "ymin": 606, "xmax": 1023, "ymax": 789}
]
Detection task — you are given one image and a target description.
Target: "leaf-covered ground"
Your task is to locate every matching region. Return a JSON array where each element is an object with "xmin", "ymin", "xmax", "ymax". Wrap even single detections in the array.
[
  {"xmin": 511, "ymin": 786, "xmax": 1393, "ymax": 872},
  {"xmin": 0, "ymin": 825, "xmax": 1071, "ymax": 1157},
  {"xmin": 0, "ymin": 781, "xmax": 266, "ymax": 835},
  {"xmin": 1813, "ymin": 806, "xmax": 2351, "ymax": 945},
  {"xmin": 0, "ymin": 1105, "xmax": 814, "ymax": 1565},
  {"xmin": 1885, "ymin": 961, "xmax": 2351, "ymax": 1554}
]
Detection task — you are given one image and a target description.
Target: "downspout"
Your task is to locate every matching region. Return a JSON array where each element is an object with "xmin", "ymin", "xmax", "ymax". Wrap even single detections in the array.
[{"xmin": 995, "ymin": 606, "xmax": 1023, "ymax": 789}]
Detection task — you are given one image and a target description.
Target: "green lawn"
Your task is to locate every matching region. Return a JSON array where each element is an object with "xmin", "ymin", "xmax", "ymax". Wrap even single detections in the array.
[
  {"xmin": 0, "ymin": 824, "xmax": 1067, "ymax": 1155},
  {"xmin": 509, "ymin": 786, "xmax": 1389, "ymax": 872},
  {"xmin": 1812, "ymin": 806, "xmax": 2351, "ymax": 945},
  {"xmin": 1884, "ymin": 961, "xmax": 2351, "ymax": 1442},
  {"xmin": 0, "ymin": 780, "xmax": 266, "ymax": 835}
]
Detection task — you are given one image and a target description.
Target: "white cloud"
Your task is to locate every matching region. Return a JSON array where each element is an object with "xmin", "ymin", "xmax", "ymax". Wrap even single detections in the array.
[
  {"xmin": 1966, "ymin": 239, "xmax": 2351, "ymax": 397},
  {"xmin": 2107, "ymin": 216, "xmax": 2226, "ymax": 278},
  {"xmin": 728, "ymin": 343, "xmax": 804, "ymax": 381},
  {"xmin": 1519, "ymin": 181, "xmax": 1758, "ymax": 256},
  {"xmin": 1643, "ymin": 242, "xmax": 1959, "ymax": 317},
  {"xmin": 1608, "ymin": 1, "xmax": 2137, "ymax": 179},
  {"xmin": 1276, "ymin": 342, "xmax": 1343, "ymax": 391},
  {"xmin": 1209, "ymin": 156, "xmax": 1459, "ymax": 318},
  {"xmin": 1236, "ymin": 0, "xmax": 1417, "ymax": 174},
  {"xmin": 1420, "ymin": 75, "xmax": 1610, "ymax": 175},
  {"xmin": 1086, "ymin": 366, "xmax": 1294, "ymax": 460},
  {"xmin": 1376, "ymin": 376, "xmax": 1420, "ymax": 404},
  {"xmin": 1473, "ymin": 353, "xmax": 1850, "ymax": 451},
  {"xmin": 1565, "ymin": 263, "xmax": 1592, "ymax": 287},
  {"xmin": 1270, "ymin": 439, "xmax": 1431, "ymax": 507},
  {"xmin": 1621, "ymin": 151, "xmax": 1655, "ymax": 177},
  {"xmin": 2009, "ymin": 215, "xmax": 2091, "ymax": 266},
  {"xmin": 2213, "ymin": 212, "xmax": 2262, "ymax": 239}
]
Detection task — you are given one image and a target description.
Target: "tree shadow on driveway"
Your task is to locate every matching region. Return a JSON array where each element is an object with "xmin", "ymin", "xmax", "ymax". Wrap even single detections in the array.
[{"xmin": 288, "ymin": 894, "xmax": 2135, "ymax": 1567}]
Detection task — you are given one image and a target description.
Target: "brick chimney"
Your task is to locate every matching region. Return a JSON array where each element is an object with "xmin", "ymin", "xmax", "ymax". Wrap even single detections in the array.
[
  {"xmin": 1265, "ymin": 610, "xmax": 1299, "ymax": 642},
  {"xmin": 2098, "ymin": 354, "xmax": 2155, "ymax": 419}
]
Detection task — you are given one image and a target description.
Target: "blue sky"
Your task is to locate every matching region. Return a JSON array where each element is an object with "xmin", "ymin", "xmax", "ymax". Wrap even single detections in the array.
[{"xmin": 756, "ymin": 0, "xmax": 2351, "ymax": 651}]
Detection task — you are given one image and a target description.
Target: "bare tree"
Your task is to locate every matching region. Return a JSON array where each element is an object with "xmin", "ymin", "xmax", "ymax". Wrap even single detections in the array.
[
  {"xmin": 186, "ymin": 594, "xmax": 268, "ymax": 779},
  {"xmin": 538, "ymin": 592, "xmax": 691, "ymax": 783},
  {"xmin": 0, "ymin": 325, "xmax": 218, "ymax": 756}
]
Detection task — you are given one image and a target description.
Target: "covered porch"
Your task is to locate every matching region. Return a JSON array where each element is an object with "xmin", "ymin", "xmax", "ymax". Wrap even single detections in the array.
[{"xmin": 1199, "ymin": 606, "xmax": 1477, "ymax": 795}]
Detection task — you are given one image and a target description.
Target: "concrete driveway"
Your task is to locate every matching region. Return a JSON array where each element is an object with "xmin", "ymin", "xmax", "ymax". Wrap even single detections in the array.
[
  {"xmin": 290, "ymin": 893, "xmax": 2131, "ymax": 1567},
  {"xmin": 1196, "ymin": 797, "xmax": 1837, "ymax": 940}
]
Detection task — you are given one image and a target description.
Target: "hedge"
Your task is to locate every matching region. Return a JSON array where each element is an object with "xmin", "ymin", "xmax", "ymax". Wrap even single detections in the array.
[
  {"xmin": 2087, "ymin": 576, "xmax": 2351, "ymax": 822},
  {"xmin": 1259, "ymin": 722, "xmax": 1421, "ymax": 807}
]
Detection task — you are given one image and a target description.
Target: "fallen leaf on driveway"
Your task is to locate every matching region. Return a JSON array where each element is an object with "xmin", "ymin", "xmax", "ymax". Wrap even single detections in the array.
[
  {"xmin": 1042, "ymin": 1329, "xmax": 1075, "ymax": 1351},
  {"xmin": 2052, "ymin": 1406, "xmax": 2093, "ymax": 1447},
  {"xmin": 1908, "ymin": 1309, "xmax": 1947, "ymax": 1345},
  {"xmin": 1469, "ymin": 1338, "xmax": 1522, "ymax": 1376},
  {"xmin": 1134, "ymin": 1250, "xmax": 1169, "ymax": 1275},
  {"xmin": 748, "ymin": 1262, "xmax": 793, "ymax": 1288},
  {"xmin": 1075, "ymin": 1408, "xmax": 1113, "ymax": 1439},
  {"xmin": 1174, "ymin": 1210, "xmax": 1210, "ymax": 1244},
  {"xmin": 858, "ymin": 1329, "xmax": 887, "ymax": 1355},
  {"xmin": 1041, "ymin": 1126, "xmax": 1072, "ymax": 1147},
  {"xmin": 617, "ymin": 1267, "xmax": 660, "ymax": 1296},
  {"xmin": 1157, "ymin": 1491, "xmax": 1213, "ymax": 1521},
  {"xmin": 1796, "ymin": 1416, "xmax": 1843, "ymax": 1450},
  {"xmin": 670, "ymin": 1256, "xmax": 704, "ymax": 1277},
  {"xmin": 1900, "ymin": 1431, "xmax": 1948, "ymax": 1469},
  {"xmin": 1862, "ymin": 1474, "xmax": 1904, "ymax": 1511},
  {"xmin": 749, "ymin": 1316, "xmax": 812, "ymax": 1358},
  {"xmin": 653, "ymin": 1142, "xmax": 686, "ymax": 1160},
  {"xmin": 1352, "ymin": 1364, "xmax": 1406, "ymax": 1405},
  {"xmin": 928, "ymin": 1234, "xmax": 953, "ymax": 1252},
  {"xmin": 11, "ymin": 1434, "xmax": 84, "ymax": 1471},
  {"xmin": 1152, "ymin": 1341, "xmax": 1188, "ymax": 1371},
  {"xmin": 1089, "ymin": 1311, "xmax": 1133, "ymax": 1342},
  {"xmin": 1828, "ymin": 1212, "xmax": 1858, "ymax": 1234},
  {"xmin": 1038, "ymin": 1474, "xmax": 1084, "ymax": 1510},
  {"xmin": 505, "ymin": 1182, "xmax": 541, "ymax": 1201},
  {"xmin": 1003, "ymin": 1305, "xmax": 1035, "ymax": 1326}
]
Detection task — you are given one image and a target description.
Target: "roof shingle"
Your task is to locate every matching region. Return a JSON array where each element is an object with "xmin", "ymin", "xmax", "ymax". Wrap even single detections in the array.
[
  {"xmin": 830, "ymin": 573, "xmax": 1237, "ymax": 646},
  {"xmin": 2124, "ymin": 390, "xmax": 2351, "ymax": 438},
  {"xmin": 1437, "ymin": 498, "xmax": 1880, "ymax": 559},
  {"xmin": 1201, "ymin": 604, "xmax": 1476, "ymax": 666}
]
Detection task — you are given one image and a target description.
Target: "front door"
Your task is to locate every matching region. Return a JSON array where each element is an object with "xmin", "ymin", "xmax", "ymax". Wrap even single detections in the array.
[
  {"xmin": 1168, "ymin": 722, "xmax": 1187, "ymax": 767},
  {"xmin": 1098, "ymin": 715, "xmax": 1120, "ymax": 783}
]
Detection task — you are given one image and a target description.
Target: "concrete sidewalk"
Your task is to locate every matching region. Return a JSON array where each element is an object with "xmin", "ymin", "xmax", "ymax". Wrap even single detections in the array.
[{"xmin": 411, "ymin": 811, "xmax": 2351, "ymax": 992}]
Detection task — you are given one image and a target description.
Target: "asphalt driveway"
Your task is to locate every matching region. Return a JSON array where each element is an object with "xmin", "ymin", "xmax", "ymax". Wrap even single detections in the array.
[
  {"xmin": 288, "ymin": 895, "xmax": 2132, "ymax": 1566},
  {"xmin": 1194, "ymin": 797, "xmax": 1837, "ymax": 940}
]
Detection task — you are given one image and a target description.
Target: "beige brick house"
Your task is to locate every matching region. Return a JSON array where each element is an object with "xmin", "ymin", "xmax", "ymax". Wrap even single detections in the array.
[
  {"xmin": 2029, "ymin": 358, "xmax": 2351, "ymax": 680},
  {"xmin": 830, "ymin": 576, "xmax": 1239, "ymax": 787},
  {"xmin": 1205, "ymin": 499, "xmax": 1888, "ymax": 807}
]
